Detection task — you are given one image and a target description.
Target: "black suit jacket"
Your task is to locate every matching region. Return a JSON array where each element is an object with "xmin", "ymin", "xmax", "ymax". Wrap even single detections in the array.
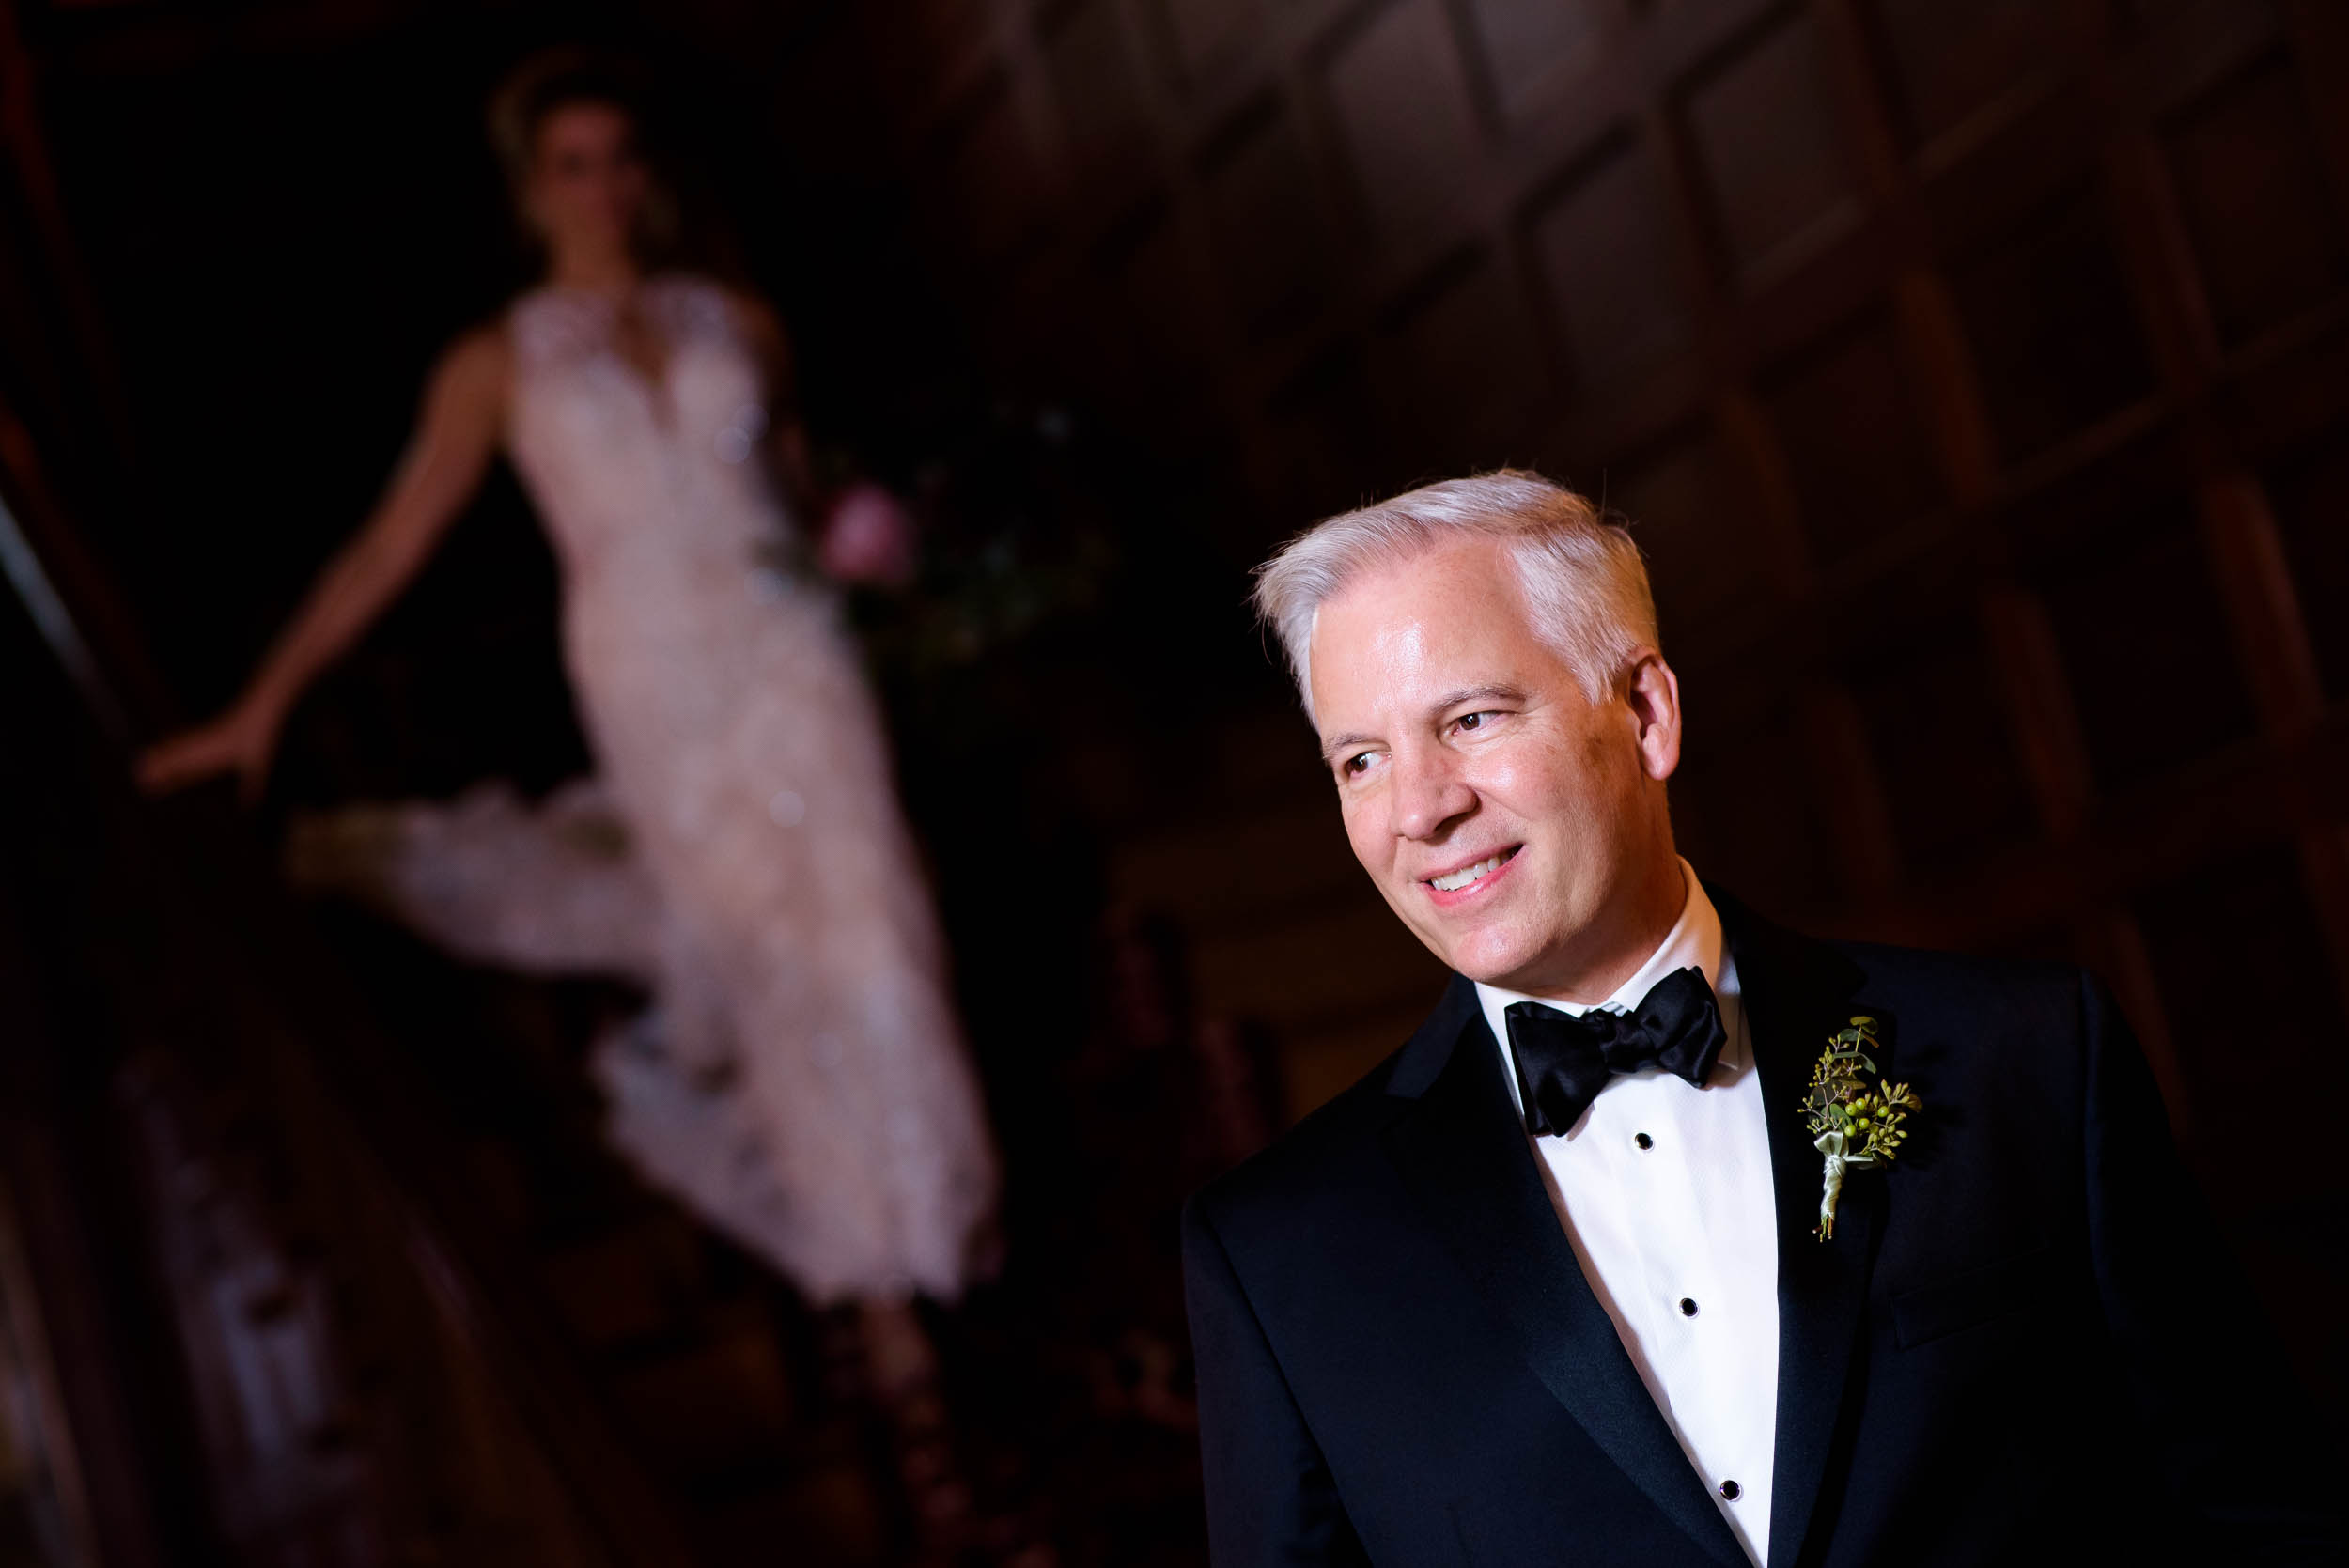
[{"xmin": 1182, "ymin": 892, "xmax": 2343, "ymax": 1566}]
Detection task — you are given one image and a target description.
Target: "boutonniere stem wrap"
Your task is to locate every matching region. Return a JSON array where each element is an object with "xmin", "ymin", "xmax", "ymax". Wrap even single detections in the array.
[{"xmin": 1799, "ymin": 1017, "xmax": 1921, "ymax": 1240}]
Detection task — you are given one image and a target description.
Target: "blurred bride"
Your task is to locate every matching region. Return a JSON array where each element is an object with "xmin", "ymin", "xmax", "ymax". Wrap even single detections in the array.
[{"xmin": 141, "ymin": 51, "xmax": 999, "ymax": 1374}]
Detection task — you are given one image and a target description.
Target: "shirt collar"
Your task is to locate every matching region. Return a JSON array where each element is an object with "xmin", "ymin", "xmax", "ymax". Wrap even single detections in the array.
[{"xmin": 1473, "ymin": 859, "xmax": 1733, "ymax": 1117}]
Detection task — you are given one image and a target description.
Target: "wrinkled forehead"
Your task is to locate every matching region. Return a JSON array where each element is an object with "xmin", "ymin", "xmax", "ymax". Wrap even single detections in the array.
[{"xmin": 1306, "ymin": 538, "xmax": 1550, "ymax": 721}]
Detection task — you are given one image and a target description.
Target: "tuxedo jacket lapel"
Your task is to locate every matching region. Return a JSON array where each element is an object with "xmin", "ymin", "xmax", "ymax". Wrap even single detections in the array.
[
  {"xmin": 1718, "ymin": 893, "xmax": 1881, "ymax": 1568},
  {"xmin": 1382, "ymin": 977, "xmax": 1749, "ymax": 1568}
]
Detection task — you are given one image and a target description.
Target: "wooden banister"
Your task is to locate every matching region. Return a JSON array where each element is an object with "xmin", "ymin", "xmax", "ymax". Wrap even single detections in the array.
[{"xmin": 0, "ymin": 425, "xmax": 713, "ymax": 1568}]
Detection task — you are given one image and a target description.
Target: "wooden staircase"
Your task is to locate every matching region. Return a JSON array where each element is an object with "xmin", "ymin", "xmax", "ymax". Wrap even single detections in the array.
[
  {"xmin": 303, "ymin": 908, "xmax": 913, "ymax": 1566},
  {"xmin": 0, "ymin": 553, "xmax": 919, "ymax": 1563},
  {"xmin": 0, "ymin": 331, "xmax": 1239, "ymax": 1567}
]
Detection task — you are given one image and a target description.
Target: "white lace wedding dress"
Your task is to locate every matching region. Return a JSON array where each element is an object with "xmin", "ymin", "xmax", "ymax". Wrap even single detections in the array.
[{"xmin": 293, "ymin": 276, "xmax": 999, "ymax": 1304}]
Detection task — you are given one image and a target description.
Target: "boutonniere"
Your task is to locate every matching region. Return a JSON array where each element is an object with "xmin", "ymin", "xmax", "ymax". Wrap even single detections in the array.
[{"xmin": 1799, "ymin": 1016, "xmax": 1921, "ymax": 1240}]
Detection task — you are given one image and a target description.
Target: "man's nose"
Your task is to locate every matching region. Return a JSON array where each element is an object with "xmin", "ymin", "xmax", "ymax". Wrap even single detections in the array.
[{"xmin": 1391, "ymin": 748, "xmax": 1474, "ymax": 841}]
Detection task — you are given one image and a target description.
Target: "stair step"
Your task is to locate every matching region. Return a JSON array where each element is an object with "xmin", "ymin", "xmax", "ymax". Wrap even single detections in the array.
[
  {"xmin": 604, "ymin": 1299, "xmax": 799, "ymax": 1478},
  {"xmin": 462, "ymin": 1137, "xmax": 536, "ymax": 1235},
  {"xmin": 702, "ymin": 1455, "xmax": 890, "ymax": 1564},
  {"xmin": 537, "ymin": 1215, "xmax": 708, "ymax": 1353}
]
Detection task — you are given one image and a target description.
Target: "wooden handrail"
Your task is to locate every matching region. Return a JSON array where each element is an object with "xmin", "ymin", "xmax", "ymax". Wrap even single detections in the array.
[
  {"xmin": 167, "ymin": 813, "xmax": 713, "ymax": 1567},
  {"xmin": 0, "ymin": 16, "xmax": 718, "ymax": 1544},
  {"xmin": 0, "ymin": 429, "xmax": 712, "ymax": 1568}
]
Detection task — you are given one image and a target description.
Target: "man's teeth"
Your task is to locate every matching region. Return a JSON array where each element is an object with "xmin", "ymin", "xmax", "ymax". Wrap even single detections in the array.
[{"xmin": 1431, "ymin": 853, "xmax": 1510, "ymax": 893}]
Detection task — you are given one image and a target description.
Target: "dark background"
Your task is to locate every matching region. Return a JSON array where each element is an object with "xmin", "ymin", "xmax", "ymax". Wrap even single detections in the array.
[{"xmin": 1, "ymin": 0, "xmax": 2346, "ymax": 1563}]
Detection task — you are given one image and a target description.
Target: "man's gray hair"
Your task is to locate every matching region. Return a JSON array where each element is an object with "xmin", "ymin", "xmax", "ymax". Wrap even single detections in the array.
[{"xmin": 1252, "ymin": 469, "xmax": 1658, "ymax": 722}]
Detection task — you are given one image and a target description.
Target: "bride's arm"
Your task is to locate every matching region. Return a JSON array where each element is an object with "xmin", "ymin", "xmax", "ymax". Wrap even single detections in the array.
[
  {"xmin": 722, "ymin": 287, "xmax": 913, "ymax": 586},
  {"xmin": 139, "ymin": 327, "xmax": 510, "ymax": 800},
  {"xmin": 723, "ymin": 289, "xmax": 818, "ymax": 515}
]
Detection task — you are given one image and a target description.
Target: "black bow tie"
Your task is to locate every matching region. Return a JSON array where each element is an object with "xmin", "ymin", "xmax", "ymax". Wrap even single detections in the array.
[{"xmin": 1503, "ymin": 967, "xmax": 1727, "ymax": 1136}]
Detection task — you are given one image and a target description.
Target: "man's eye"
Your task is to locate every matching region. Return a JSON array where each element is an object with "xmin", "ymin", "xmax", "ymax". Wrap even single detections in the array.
[
  {"xmin": 1457, "ymin": 711, "xmax": 1493, "ymax": 732},
  {"xmin": 1344, "ymin": 753, "xmax": 1373, "ymax": 776}
]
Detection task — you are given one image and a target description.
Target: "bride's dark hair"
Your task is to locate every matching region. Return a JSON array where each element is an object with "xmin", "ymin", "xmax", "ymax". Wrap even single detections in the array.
[{"xmin": 487, "ymin": 45, "xmax": 682, "ymax": 262}]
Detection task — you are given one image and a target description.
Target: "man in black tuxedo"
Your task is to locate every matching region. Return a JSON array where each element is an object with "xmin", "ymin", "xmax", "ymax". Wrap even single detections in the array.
[{"xmin": 1184, "ymin": 471, "xmax": 2341, "ymax": 1566}]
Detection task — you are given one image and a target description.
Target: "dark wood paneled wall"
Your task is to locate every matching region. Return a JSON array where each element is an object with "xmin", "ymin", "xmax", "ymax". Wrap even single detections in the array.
[
  {"xmin": 817, "ymin": 0, "xmax": 2349, "ymax": 1416},
  {"xmin": 11, "ymin": 0, "xmax": 2342, "ymax": 1438}
]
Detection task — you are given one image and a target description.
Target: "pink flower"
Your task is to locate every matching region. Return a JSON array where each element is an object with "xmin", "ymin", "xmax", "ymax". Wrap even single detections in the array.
[{"xmin": 818, "ymin": 481, "xmax": 920, "ymax": 587}]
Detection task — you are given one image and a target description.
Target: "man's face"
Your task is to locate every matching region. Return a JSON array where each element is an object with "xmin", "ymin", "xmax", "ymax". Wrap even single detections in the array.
[{"xmin": 1308, "ymin": 535, "xmax": 1677, "ymax": 996}]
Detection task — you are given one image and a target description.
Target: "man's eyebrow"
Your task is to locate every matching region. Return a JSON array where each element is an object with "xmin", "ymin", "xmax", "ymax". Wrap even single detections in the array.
[
  {"xmin": 1316, "ymin": 685, "xmax": 1528, "ymax": 764},
  {"xmin": 1430, "ymin": 683, "xmax": 1525, "ymax": 712}
]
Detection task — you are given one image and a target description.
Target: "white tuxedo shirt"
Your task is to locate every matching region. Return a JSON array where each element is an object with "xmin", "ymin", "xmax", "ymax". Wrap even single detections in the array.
[{"xmin": 1476, "ymin": 862, "xmax": 1780, "ymax": 1566}]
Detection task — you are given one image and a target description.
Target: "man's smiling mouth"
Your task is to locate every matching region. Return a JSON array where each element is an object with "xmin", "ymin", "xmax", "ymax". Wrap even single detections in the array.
[{"xmin": 1426, "ymin": 846, "xmax": 1520, "ymax": 893}]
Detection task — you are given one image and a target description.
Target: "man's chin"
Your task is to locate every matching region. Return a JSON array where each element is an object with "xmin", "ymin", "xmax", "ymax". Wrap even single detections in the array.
[{"xmin": 1435, "ymin": 930, "xmax": 1548, "ymax": 990}]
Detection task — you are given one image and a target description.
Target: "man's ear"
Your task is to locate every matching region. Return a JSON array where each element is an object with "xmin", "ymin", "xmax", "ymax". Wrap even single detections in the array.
[{"xmin": 1624, "ymin": 652, "xmax": 1682, "ymax": 783}]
